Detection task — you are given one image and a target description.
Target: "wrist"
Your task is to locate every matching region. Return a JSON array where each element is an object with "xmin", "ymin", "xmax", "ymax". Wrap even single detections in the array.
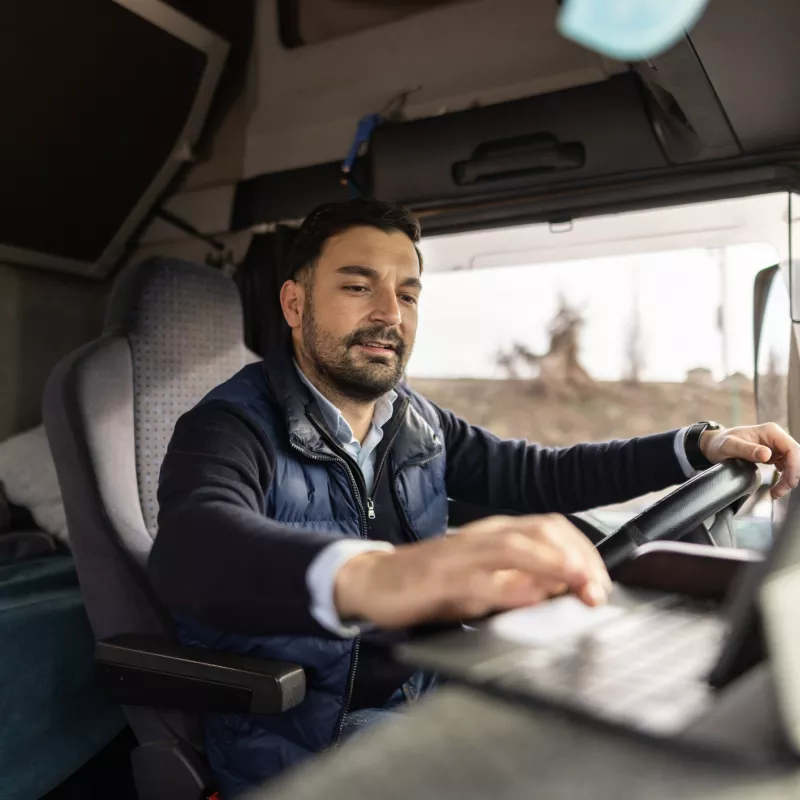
[
  {"xmin": 334, "ymin": 550, "xmax": 393, "ymax": 622},
  {"xmin": 699, "ymin": 429, "xmax": 715, "ymax": 458}
]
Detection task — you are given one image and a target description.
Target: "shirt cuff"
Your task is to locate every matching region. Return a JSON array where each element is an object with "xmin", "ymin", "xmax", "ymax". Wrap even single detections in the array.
[
  {"xmin": 674, "ymin": 426, "xmax": 698, "ymax": 479},
  {"xmin": 306, "ymin": 539, "xmax": 396, "ymax": 638}
]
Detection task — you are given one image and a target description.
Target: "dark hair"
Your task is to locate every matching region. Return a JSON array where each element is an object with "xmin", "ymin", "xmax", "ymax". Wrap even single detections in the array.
[{"xmin": 284, "ymin": 198, "xmax": 422, "ymax": 282}]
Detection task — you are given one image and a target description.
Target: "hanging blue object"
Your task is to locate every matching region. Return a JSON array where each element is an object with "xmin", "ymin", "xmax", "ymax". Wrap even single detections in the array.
[
  {"xmin": 557, "ymin": 0, "xmax": 710, "ymax": 61},
  {"xmin": 342, "ymin": 114, "xmax": 382, "ymax": 176},
  {"xmin": 340, "ymin": 113, "xmax": 383, "ymax": 197}
]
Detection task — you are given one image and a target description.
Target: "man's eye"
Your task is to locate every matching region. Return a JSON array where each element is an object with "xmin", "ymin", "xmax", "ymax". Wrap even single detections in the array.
[
  {"xmin": 344, "ymin": 285, "xmax": 368, "ymax": 293},
  {"xmin": 400, "ymin": 294, "xmax": 418, "ymax": 306}
]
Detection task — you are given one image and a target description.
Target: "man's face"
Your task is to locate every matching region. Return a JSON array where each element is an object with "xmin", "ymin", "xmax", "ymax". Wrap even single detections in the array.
[{"xmin": 284, "ymin": 226, "xmax": 422, "ymax": 402}]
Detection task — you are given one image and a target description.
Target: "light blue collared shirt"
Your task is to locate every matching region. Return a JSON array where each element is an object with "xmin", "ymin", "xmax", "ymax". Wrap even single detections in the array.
[{"xmin": 294, "ymin": 361, "xmax": 397, "ymax": 493}]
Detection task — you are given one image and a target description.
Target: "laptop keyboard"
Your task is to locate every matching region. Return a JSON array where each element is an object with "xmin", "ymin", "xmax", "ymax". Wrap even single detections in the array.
[{"xmin": 475, "ymin": 600, "xmax": 726, "ymax": 733}]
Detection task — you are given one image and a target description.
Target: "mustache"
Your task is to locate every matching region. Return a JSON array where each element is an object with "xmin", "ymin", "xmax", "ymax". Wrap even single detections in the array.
[{"xmin": 346, "ymin": 326, "xmax": 406, "ymax": 355}]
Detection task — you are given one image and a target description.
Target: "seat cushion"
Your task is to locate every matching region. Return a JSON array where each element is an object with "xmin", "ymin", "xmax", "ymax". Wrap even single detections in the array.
[{"xmin": 0, "ymin": 426, "xmax": 68, "ymax": 545}]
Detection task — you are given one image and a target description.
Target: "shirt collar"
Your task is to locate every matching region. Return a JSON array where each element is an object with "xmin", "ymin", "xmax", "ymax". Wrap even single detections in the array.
[{"xmin": 293, "ymin": 360, "xmax": 397, "ymax": 447}]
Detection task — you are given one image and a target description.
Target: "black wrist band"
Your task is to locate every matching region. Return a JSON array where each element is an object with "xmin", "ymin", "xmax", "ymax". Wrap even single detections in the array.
[{"xmin": 684, "ymin": 421, "xmax": 722, "ymax": 471}]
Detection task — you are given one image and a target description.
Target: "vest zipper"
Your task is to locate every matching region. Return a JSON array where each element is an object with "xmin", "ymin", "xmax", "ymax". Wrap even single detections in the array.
[
  {"xmin": 288, "ymin": 438, "xmax": 366, "ymax": 747},
  {"xmin": 333, "ymin": 416, "xmax": 404, "ymax": 742},
  {"xmin": 293, "ymin": 399, "xmax": 423, "ymax": 748},
  {"xmin": 365, "ymin": 406, "xmax": 407, "ymax": 521}
]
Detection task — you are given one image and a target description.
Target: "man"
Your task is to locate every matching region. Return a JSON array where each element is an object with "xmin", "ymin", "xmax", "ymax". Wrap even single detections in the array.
[{"xmin": 149, "ymin": 199, "xmax": 800, "ymax": 798}]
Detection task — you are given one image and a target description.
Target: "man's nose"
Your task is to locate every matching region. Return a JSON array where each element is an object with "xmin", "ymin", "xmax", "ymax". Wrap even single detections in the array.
[{"xmin": 369, "ymin": 287, "xmax": 402, "ymax": 327}]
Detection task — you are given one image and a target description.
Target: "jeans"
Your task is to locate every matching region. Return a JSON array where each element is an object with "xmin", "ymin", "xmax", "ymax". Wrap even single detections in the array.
[{"xmin": 340, "ymin": 671, "xmax": 438, "ymax": 740}]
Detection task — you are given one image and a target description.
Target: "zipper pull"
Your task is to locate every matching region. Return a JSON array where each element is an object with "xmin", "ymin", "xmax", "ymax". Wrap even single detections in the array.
[{"xmin": 367, "ymin": 499, "xmax": 376, "ymax": 520}]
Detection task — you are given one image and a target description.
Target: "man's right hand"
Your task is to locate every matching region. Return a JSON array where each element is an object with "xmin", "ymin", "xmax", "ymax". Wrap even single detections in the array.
[{"xmin": 334, "ymin": 514, "xmax": 612, "ymax": 630}]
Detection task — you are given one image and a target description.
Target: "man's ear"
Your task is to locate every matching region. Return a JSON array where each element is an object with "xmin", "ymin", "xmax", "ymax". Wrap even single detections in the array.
[{"xmin": 280, "ymin": 279, "xmax": 304, "ymax": 329}]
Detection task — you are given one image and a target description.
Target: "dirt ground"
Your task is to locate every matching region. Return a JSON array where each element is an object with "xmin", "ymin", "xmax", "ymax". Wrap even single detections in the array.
[{"xmin": 407, "ymin": 377, "xmax": 757, "ymax": 446}]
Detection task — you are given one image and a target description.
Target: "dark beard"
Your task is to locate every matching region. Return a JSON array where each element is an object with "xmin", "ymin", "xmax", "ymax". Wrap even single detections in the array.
[{"xmin": 302, "ymin": 303, "xmax": 408, "ymax": 403}]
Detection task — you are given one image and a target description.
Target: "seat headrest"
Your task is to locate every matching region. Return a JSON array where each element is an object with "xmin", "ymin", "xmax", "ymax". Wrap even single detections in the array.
[{"xmin": 105, "ymin": 256, "xmax": 244, "ymax": 346}]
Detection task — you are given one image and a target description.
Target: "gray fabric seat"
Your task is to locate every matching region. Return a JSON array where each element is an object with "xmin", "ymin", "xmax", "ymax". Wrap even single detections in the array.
[{"xmin": 43, "ymin": 257, "xmax": 261, "ymax": 800}]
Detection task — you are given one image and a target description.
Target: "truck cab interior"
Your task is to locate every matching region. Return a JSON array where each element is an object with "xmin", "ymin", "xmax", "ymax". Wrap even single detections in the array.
[{"xmin": 3, "ymin": 1, "xmax": 800, "ymax": 798}]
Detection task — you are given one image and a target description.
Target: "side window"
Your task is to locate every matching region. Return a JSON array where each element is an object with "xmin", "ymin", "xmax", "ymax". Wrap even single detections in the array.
[
  {"xmin": 410, "ymin": 244, "xmax": 766, "ymax": 451},
  {"xmin": 755, "ymin": 270, "xmax": 792, "ymax": 432},
  {"xmin": 748, "ymin": 267, "xmax": 795, "ymax": 545},
  {"xmin": 411, "ymin": 200, "xmax": 788, "ymax": 546}
]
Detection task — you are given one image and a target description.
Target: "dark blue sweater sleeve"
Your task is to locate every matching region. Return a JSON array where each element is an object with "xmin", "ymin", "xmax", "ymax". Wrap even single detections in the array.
[
  {"xmin": 434, "ymin": 403, "xmax": 688, "ymax": 513},
  {"xmin": 148, "ymin": 400, "xmax": 345, "ymax": 637}
]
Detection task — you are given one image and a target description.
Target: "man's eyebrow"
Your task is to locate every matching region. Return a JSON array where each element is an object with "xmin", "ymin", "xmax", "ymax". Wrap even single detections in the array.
[
  {"xmin": 400, "ymin": 276, "xmax": 423, "ymax": 291},
  {"xmin": 336, "ymin": 265, "xmax": 379, "ymax": 279},
  {"xmin": 335, "ymin": 265, "xmax": 422, "ymax": 290}
]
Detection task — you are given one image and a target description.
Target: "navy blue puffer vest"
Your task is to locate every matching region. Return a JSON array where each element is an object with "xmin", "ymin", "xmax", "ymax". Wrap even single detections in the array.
[{"xmin": 174, "ymin": 350, "xmax": 448, "ymax": 797}]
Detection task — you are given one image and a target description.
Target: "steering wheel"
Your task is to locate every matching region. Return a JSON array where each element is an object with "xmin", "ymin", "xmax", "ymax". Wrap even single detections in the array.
[{"xmin": 595, "ymin": 460, "xmax": 760, "ymax": 571}]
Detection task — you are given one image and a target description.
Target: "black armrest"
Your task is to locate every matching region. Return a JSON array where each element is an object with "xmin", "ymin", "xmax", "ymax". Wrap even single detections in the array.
[
  {"xmin": 612, "ymin": 540, "xmax": 764, "ymax": 601},
  {"xmin": 96, "ymin": 634, "xmax": 306, "ymax": 714}
]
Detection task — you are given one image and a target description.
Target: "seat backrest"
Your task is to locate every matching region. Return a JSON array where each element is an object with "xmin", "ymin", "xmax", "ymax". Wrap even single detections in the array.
[{"xmin": 43, "ymin": 256, "xmax": 254, "ymax": 742}]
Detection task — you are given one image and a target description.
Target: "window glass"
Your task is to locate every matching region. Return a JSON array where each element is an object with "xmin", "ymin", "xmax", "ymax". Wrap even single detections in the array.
[
  {"xmin": 756, "ymin": 270, "xmax": 791, "ymax": 433},
  {"xmin": 411, "ymin": 194, "xmax": 792, "ymax": 549},
  {"xmin": 790, "ymin": 193, "xmax": 800, "ymax": 323}
]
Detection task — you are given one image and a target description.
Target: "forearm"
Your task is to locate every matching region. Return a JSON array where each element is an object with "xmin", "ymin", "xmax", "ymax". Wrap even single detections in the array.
[
  {"xmin": 150, "ymin": 497, "xmax": 344, "ymax": 637},
  {"xmin": 149, "ymin": 401, "xmax": 348, "ymax": 637},
  {"xmin": 438, "ymin": 405, "xmax": 687, "ymax": 513}
]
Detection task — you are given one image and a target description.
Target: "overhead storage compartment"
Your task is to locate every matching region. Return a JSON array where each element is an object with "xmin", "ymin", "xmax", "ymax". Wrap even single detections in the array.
[
  {"xmin": 369, "ymin": 71, "xmax": 738, "ymax": 208},
  {"xmin": 232, "ymin": 0, "xmax": 800, "ymax": 232}
]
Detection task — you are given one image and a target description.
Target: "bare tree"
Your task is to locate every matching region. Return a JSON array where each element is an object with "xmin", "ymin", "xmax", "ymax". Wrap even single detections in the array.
[
  {"xmin": 495, "ymin": 349, "xmax": 519, "ymax": 379},
  {"xmin": 494, "ymin": 296, "xmax": 592, "ymax": 392},
  {"xmin": 624, "ymin": 279, "xmax": 644, "ymax": 385}
]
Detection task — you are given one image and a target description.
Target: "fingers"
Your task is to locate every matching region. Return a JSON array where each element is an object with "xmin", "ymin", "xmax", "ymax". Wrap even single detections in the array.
[
  {"xmin": 759, "ymin": 424, "xmax": 800, "ymax": 497},
  {"xmin": 458, "ymin": 515, "xmax": 611, "ymax": 605},
  {"xmin": 344, "ymin": 514, "xmax": 615, "ymax": 629},
  {"xmin": 454, "ymin": 570, "xmax": 554, "ymax": 618},
  {"xmin": 772, "ymin": 475, "xmax": 792, "ymax": 499},
  {"xmin": 715, "ymin": 423, "xmax": 800, "ymax": 499},
  {"xmin": 721, "ymin": 436, "xmax": 772, "ymax": 464},
  {"xmin": 770, "ymin": 454, "xmax": 796, "ymax": 498},
  {"xmin": 458, "ymin": 527, "xmax": 586, "ymax": 588},
  {"xmin": 532, "ymin": 514, "xmax": 612, "ymax": 595}
]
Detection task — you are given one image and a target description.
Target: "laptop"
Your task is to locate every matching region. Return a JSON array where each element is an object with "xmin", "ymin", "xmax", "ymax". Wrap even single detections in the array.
[{"xmin": 396, "ymin": 494, "xmax": 800, "ymax": 763}]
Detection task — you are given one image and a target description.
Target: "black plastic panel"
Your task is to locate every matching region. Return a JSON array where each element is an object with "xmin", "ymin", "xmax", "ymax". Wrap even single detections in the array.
[
  {"xmin": 690, "ymin": 0, "xmax": 800, "ymax": 152},
  {"xmin": 131, "ymin": 741, "xmax": 211, "ymax": 800},
  {"xmin": 633, "ymin": 37, "xmax": 740, "ymax": 162},
  {"xmin": 234, "ymin": 156, "xmax": 800, "ymax": 238},
  {"xmin": 414, "ymin": 163, "xmax": 800, "ymax": 236},
  {"xmin": 370, "ymin": 74, "xmax": 669, "ymax": 206},
  {"xmin": 232, "ymin": 159, "xmax": 366, "ymax": 229},
  {"xmin": 97, "ymin": 662, "xmax": 253, "ymax": 713}
]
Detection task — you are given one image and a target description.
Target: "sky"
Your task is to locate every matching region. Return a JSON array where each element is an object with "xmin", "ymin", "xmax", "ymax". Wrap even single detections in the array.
[{"xmin": 406, "ymin": 242, "xmax": 780, "ymax": 382}]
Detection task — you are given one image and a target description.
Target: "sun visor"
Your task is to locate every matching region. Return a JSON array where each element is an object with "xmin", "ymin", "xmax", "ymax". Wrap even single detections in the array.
[{"xmin": 0, "ymin": 0, "xmax": 228, "ymax": 279}]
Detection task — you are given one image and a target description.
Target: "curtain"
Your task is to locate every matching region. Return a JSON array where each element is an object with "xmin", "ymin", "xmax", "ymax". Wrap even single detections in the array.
[{"xmin": 235, "ymin": 226, "xmax": 299, "ymax": 357}]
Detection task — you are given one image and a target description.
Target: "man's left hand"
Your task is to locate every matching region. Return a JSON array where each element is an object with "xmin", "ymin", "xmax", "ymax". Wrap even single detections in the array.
[{"xmin": 700, "ymin": 423, "xmax": 800, "ymax": 499}]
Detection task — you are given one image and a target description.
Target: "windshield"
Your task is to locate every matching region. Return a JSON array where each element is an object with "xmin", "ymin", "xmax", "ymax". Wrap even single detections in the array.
[{"xmin": 410, "ymin": 193, "xmax": 794, "ymax": 550}]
